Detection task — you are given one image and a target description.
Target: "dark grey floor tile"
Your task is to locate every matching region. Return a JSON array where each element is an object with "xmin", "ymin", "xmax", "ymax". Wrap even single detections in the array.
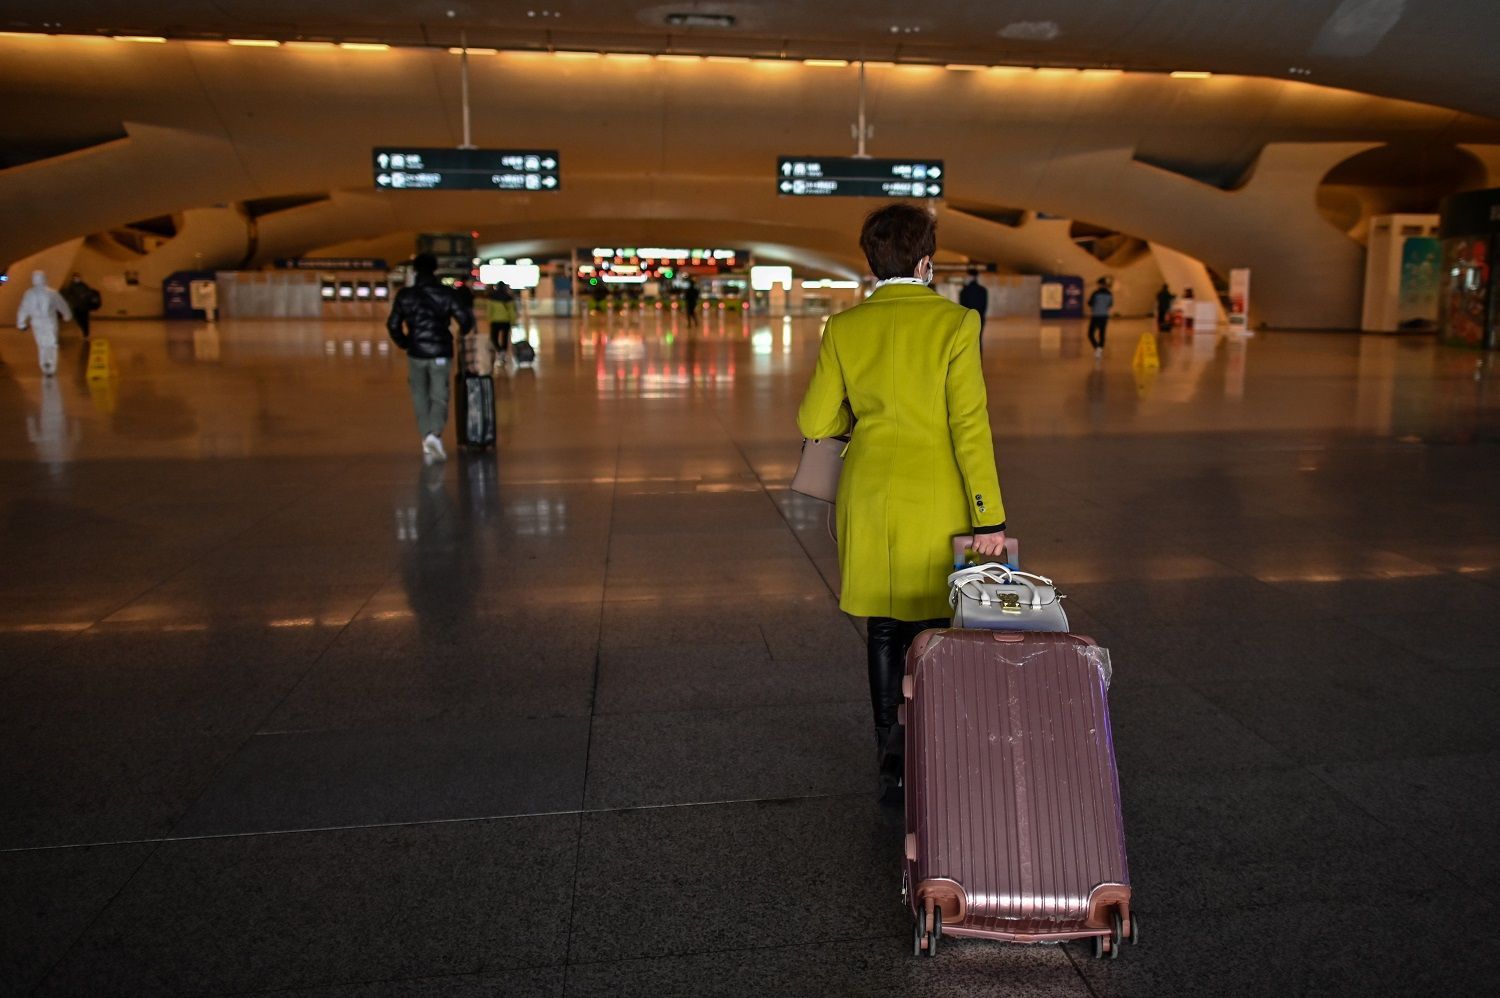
[
  {"xmin": 564, "ymin": 935, "xmax": 1088, "ymax": 997},
  {"xmin": 568, "ymin": 796, "xmax": 904, "ymax": 964},
  {"xmin": 0, "ymin": 729, "xmax": 242, "ymax": 849},
  {"xmin": 1107, "ymin": 683, "xmax": 1295, "ymax": 776},
  {"xmin": 1191, "ymin": 667, "xmax": 1497, "ymax": 764},
  {"xmin": 102, "ymin": 581, "xmax": 381, "ymax": 627},
  {"xmin": 1118, "ymin": 767, "xmax": 1459, "ymax": 914},
  {"xmin": 1073, "ymin": 890, "xmax": 1494, "ymax": 998},
  {"xmin": 594, "ymin": 642, "xmax": 864, "ymax": 715},
  {"xmin": 234, "ymin": 966, "xmax": 564, "ymax": 997},
  {"xmin": 1102, "ymin": 616, "xmax": 1419, "ymax": 685},
  {"xmin": 1314, "ymin": 750, "xmax": 1500, "ymax": 892},
  {"xmin": 1346, "ymin": 607, "xmax": 1500, "ymax": 671},
  {"xmin": 267, "ymin": 611, "xmax": 600, "ymax": 730},
  {"xmin": 0, "ymin": 623, "xmax": 332, "ymax": 737},
  {"xmin": 36, "ymin": 817, "xmax": 578, "ymax": 996},
  {"xmin": 583, "ymin": 702, "xmax": 871, "ymax": 809},
  {"xmin": 172, "ymin": 717, "xmax": 590, "ymax": 836},
  {"xmin": 0, "ymin": 842, "xmax": 156, "ymax": 997},
  {"xmin": 607, "ymin": 528, "xmax": 806, "ymax": 565},
  {"xmin": 1261, "ymin": 573, "xmax": 1500, "ymax": 620},
  {"xmin": 1064, "ymin": 576, "xmax": 1333, "ymax": 631},
  {"xmin": 605, "ymin": 557, "xmax": 829, "ymax": 600}
]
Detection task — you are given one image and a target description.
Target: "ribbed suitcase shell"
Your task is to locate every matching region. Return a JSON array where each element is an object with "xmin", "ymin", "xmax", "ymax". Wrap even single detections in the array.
[
  {"xmin": 457, "ymin": 373, "xmax": 495, "ymax": 448},
  {"xmin": 902, "ymin": 629, "xmax": 1130, "ymax": 946}
]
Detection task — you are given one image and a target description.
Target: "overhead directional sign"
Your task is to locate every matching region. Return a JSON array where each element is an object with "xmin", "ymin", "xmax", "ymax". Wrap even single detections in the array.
[
  {"xmin": 372, "ymin": 148, "xmax": 560, "ymax": 191},
  {"xmin": 776, "ymin": 157, "xmax": 944, "ymax": 198}
]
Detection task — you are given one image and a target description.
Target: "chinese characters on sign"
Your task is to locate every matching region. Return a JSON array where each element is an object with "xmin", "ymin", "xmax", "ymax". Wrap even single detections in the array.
[
  {"xmin": 373, "ymin": 149, "xmax": 561, "ymax": 191},
  {"xmin": 776, "ymin": 157, "xmax": 945, "ymax": 198}
]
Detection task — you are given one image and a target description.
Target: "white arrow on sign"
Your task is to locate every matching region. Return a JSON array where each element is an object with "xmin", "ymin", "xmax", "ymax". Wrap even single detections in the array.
[
  {"xmin": 928, "ymin": 166, "xmax": 942, "ymax": 178},
  {"xmin": 780, "ymin": 181, "xmax": 793, "ymax": 192},
  {"xmin": 376, "ymin": 173, "xmax": 392, "ymax": 186},
  {"xmin": 542, "ymin": 157, "xmax": 556, "ymax": 169},
  {"xmin": 542, "ymin": 176, "xmax": 557, "ymax": 188},
  {"xmin": 377, "ymin": 153, "xmax": 390, "ymax": 168},
  {"xmin": 781, "ymin": 162, "xmax": 793, "ymax": 176},
  {"xmin": 929, "ymin": 185, "xmax": 942, "ymax": 196}
]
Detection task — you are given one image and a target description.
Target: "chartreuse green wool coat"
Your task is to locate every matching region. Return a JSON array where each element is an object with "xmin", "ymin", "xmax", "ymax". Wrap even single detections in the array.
[{"xmin": 797, "ymin": 283, "xmax": 1005, "ymax": 621}]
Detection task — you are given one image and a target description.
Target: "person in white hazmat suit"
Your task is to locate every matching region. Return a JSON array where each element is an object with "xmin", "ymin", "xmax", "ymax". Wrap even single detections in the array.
[{"xmin": 15, "ymin": 270, "xmax": 73, "ymax": 376}]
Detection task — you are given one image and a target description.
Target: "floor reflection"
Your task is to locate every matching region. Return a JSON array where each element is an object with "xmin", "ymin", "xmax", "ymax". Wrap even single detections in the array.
[{"xmin": 0, "ymin": 315, "xmax": 1495, "ymax": 463}]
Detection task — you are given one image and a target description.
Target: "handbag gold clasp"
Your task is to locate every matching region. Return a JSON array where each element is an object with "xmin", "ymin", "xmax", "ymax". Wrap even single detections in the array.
[{"xmin": 998, "ymin": 592, "xmax": 1022, "ymax": 614}]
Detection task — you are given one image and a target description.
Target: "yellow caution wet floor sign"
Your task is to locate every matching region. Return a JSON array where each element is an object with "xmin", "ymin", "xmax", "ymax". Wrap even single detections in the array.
[
  {"xmin": 85, "ymin": 338, "xmax": 117, "ymax": 382},
  {"xmin": 1132, "ymin": 332, "xmax": 1160, "ymax": 370}
]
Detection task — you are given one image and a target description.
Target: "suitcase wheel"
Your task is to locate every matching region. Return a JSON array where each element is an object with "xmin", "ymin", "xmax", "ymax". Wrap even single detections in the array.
[{"xmin": 913, "ymin": 904, "xmax": 942, "ymax": 958}]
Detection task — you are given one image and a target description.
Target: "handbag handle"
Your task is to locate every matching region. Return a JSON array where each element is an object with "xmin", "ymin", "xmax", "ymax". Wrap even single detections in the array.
[
  {"xmin": 952, "ymin": 536, "xmax": 1019, "ymax": 568},
  {"xmin": 948, "ymin": 566, "xmax": 1046, "ymax": 610}
]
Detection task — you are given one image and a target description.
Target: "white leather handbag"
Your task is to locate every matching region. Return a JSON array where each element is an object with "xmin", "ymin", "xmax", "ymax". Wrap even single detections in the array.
[{"xmin": 948, "ymin": 564, "xmax": 1070, "ymax": 632}]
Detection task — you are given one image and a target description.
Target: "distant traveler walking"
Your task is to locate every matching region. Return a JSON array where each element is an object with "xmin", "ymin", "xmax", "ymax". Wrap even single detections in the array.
[
  {"xmin": 387, "ymin": 253, "xmax": 474, "ymax": 462},
  {"xmin": 15, "ymin": 270, "xmax": 72, "ymax": 376},
  {"xmin": 1087, "ymin": 278, "xmax": 1114, "ymax": 356},
  {"xmin": 485, "ymin": 283, "xmax": 518, "ymax": 359},
  {"xmin": 1154, "ymin": 283, "xmax": 1174, "ymax": 332},
  {"xmin": 62, "ymin": 273, "xmax": 101, "ymax": 338},
  {"xmin": 683, "ymin": 277, "xmax": 701, "ymax": 327},
  {"xmin": 797, "ymin": 203, "xmax": 1007, "ymax": 802},
  {"xmin": 959, "ymin": 268, "xmax": 989, "ymax": 354}
]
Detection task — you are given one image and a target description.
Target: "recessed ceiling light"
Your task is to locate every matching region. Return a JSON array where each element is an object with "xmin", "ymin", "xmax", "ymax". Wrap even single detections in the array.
[
  {"xmin": 803, "ymin": 58, "xmax": 849, "ymax": 67},
  {"xmin": 228, "ymin": 39, "xmax": 280, "ymax": 47},
  {"xmin": 340, "ymin": 42, "xmax": 389, "ymax": 51},
  {"xmin": 1170, "ymin": 70, "xmax": 1212, "ymax": 78}
]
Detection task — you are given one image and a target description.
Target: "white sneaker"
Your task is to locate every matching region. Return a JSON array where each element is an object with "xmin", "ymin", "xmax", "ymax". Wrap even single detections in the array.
[
  {"xmin": 1094, "ymin": 347, "xmax": 1104, "ymax": 358},
  {"xmin": 422, "ymin": 434, "xmax": 440, "ymax": 459},
  {"xmin": 430, "ymin": 435, "xmax": 447, "ymax": 461}
]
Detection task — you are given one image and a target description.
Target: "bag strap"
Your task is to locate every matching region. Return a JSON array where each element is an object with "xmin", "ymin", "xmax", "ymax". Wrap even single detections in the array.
[{"xmin": 948, "ymin": 566, "xmax": 1046, "ymax": 610}]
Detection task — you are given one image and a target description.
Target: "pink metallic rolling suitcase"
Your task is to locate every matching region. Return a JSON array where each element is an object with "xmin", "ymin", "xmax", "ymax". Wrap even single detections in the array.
[{"xmin": 900, "ymin": 629, "xmax": 1136, "ymax": 959}]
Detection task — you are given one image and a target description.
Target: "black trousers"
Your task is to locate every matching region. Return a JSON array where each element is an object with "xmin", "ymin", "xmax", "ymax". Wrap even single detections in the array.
[
  {"xmin": 867, "ymin": 616, "xmax": 947, "ymax": 732},
  {"xmin": 1087, "ymin": 316, "xmax": 1109, "ymax": 349},
  {"xmin": 76, "ymin": 311, "xmax": 91, "ymax": 337},
  {"xmin": 489, "ymin": 321, "xmax": 511, "ymax": 354}
]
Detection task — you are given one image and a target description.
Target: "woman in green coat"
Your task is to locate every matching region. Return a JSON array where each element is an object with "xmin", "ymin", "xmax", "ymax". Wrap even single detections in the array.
[{"xmin": 797, "ymin": 203, "xmax": 1008, "ymax": 796}]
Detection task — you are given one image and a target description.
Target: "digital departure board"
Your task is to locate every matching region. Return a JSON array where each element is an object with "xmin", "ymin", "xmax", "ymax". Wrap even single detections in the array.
[
  {"xmin": 776, "ymin": 157, "xmax": 944, "ymax": 198},
  {"xmin": 373, "ymin": 148, "xmax": 560, "ymax": 191}
]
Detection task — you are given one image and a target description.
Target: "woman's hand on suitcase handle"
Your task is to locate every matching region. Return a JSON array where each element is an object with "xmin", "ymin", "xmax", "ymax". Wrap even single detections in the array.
[{"xmin": 968, "ymin": 530, "xmax": 1009, "ymax": 559}]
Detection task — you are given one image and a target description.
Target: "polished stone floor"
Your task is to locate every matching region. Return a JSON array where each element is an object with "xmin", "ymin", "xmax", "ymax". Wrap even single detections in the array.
[{"xmin": 0, "ymin": 312, "xmax": 1496, "ymax": 997}]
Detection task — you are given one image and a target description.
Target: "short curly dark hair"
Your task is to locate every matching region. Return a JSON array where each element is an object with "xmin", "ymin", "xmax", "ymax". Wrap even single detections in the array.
[{"xmin": 859, "ymin": 203, "xmax": 936, "ymax": 279}]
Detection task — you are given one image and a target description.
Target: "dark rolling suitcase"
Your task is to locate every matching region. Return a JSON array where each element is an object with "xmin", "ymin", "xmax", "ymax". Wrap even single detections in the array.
[
  {"xmin": 456, "ymin": 373, "xmax": 495, "ymax": 448},
  {"xmin": 902, "ymin": 629, "xmax": 1135, "ymax": 960}
]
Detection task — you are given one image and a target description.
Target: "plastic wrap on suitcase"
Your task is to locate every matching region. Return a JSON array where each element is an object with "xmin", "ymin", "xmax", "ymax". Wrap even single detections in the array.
[{"xmin": 902, "ymin": 629, "xmax": 1133, "ymax": 959}]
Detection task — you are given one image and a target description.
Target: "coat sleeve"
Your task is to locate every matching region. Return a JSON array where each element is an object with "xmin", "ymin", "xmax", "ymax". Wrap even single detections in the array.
[
  {"xmin": 946, "ymin": 309, "xmax": 1005, "ymax": 530},
  {"xmin": 53, "ymin": 292, "xmax": 72, "ymax": 323},
  {"xmin": 386, "ymin": 296, "xmax": 410, "ymax": 350},
  {"xmin": 796, "ymin": 319, "xmax": 853, "ymax": 439}
]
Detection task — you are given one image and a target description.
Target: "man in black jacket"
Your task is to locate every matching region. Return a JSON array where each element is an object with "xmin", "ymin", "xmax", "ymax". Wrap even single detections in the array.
[
  {"xmin": 61, "ymin": 273, "xmax": 101, "ymax": 338},
  {"xmin": 387, "ymin": 253, "xmax": 474, "ymax": 462},
  {"xmin": 958, "ymin": 269, "xmax": 988, "ymax": 354}
]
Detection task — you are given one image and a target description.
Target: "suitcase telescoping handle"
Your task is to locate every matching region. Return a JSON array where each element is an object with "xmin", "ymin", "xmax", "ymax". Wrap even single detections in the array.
[{"xmin": 952, "ymin": 535, "xmax": 1019, "ymax": 569}]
